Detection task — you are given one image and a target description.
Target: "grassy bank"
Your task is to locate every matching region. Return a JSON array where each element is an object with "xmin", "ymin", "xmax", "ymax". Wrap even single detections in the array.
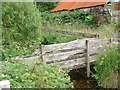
[
  {"xmin": 93, "ymin": 46, "xmax": 119, "ymax": 88},
  {"xmin": 43, "ymin": 23, "xmax": 117, "ymax": 39}
]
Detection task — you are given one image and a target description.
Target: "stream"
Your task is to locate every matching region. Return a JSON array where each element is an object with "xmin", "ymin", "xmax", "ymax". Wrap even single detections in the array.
[{"xmin": 68, "ymin": 65, "xmax": 102, "ymax": 88}]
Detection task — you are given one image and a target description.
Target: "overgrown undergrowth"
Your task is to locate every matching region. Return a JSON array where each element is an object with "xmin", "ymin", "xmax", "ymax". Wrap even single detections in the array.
[
  {"xmin": 1, "ymin": 59, "xmax": 72, "ymax": 88},
  {"xmin": 2, "ymin": 2, "xmax": 119, "ymax": 88},
  {"xmin": 41, "ymin": 31, "xmax": 82, "ymax": 45},
  {"xmin": 93, "ymin": 46, "xmax": 119, "ymax": 88},
  {"xmin": 43, "ymin": 22, "xmax": 117, "ymax": 39}
]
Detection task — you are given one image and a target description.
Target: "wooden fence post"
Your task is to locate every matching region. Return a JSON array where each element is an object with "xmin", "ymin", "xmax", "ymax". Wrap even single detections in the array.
[
  {"xmin": 86, "ymin": 40, "xmax": 90, "ymax": 77},
  {"xmin": 41, "ymin": 45, "xmax": 45, "ymax": 63}
]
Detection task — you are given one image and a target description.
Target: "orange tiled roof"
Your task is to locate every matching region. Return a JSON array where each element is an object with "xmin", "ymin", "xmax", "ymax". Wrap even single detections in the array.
[{"xmin": 51, "ymin": 0, "xmax": 109, "ymax": 12}]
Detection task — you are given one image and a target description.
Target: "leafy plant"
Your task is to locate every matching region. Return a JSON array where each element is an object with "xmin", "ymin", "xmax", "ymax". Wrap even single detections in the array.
[
  {"xmin": 1, "ymin": 59, "xmax": 73, "ymax": 88},
  {"xmin": 2, "ymin": 2, "xmax": 42, "ymax": 44},
  {"xmin": 41, "ymin": 31, "xmax": 81, "ymax": 45},
  {"xmin": 1, "ymin": 59, "xmax": 36, "ymax": 88},
  {"xmin": 2, "ymin": 2, "xmax": 42, "ymax": 61},
  {"xmin": 2, "ymin": 40, "xmax": 41, "ymax": 61},
  {"xmin": 32, "ymin": 63, "xmax": 73, "ymax": 88},
  {"xmin": 35, "ymin": 2, "xmax": 58, "ymax": 12},
  {"xmin": 84, "ymin": 15, "xmax": 94, "ymax": 24},
  {"xmin": 41, "ymin": 9, "xmax": 88, "ymax": 26},
  {"xmin": 93, "ymin": 47, "xmax": 119, "ymax": 88}
]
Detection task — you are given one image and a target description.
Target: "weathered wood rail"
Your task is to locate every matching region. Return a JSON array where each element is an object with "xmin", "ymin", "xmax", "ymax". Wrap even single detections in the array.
[
  {"xmin": 41, "ymin": 38, "xmax": 110, "ymax": 69},
  {"xmin": 20, "ymin": 38, "xmax": 111, "ymax": 77},
  {"xmin": 43, "ymin": 28, "xmax": 100, "ymax": 38},
  {"xmin": 21, "ymin": 38, "xmax": 111, "ymax": 68},
  {"xmin": 111, "ymin": 33, "xmax": 120, "ymax": 44}
]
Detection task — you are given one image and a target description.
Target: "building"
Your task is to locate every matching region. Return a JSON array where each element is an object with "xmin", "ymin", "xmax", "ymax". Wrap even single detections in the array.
[
  {"xmin": 51, "ymin": 0, "xmax": 120, "ymax": 23},
  {"xmin": 51, "ymin": 0, "xmax": 120, "ymax": 11}
]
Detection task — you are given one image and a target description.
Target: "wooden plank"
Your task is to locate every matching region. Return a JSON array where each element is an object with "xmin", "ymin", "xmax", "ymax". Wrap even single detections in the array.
[
  {"xmin": 21, "ymin": 56, "xmax": 41, "ymax": 65},
  {"xmin": 41, "ymin": 39, "xmax": 109, "ymax": 69},
  {"xmin": 54, "ymin": 55, "xmax": 97, "ymax": 69},
  {"xmin": 43, "ymin": 49, "xmax": 86, "ymax": 63},
  {"xmin": 42, "ymin": 39, "xmax": 86, "ymax": 53},
  {"xmin": 32, "ymin": 49, "xmax": 41, "ymax": 55},
  {"xmin": 21, "ymin": 49, "xmax": 41, "ymax": 58},
  {"xmin": 42, "ymin": 39, "xmax": 109, "ymax": 63},
  {"xmin": 111, "ymin": 38, "xmax": 120, "ymax": 44},
  {"xmin": 89, "ymin": 39, "xmax": 110, "ymax": 54},
  {"xmin": 21, "ymin": 56, "xmax": 41, "ymax": 61},
  {"xmin": 90, "ymin": 39, "xmax": 110, "ymax": 48},
  {"xmin": 90, "ymin": 46, "xmax": 106, "ymax": 55},
  {"xmin": 43, "ymin": 28, "xmax": 99, "ymax": 38},
  {"xmin": 41, "ymin": 45, "xmax": 44, "ymax": 62},
  {"xmin": 112, "ymin": 38, "xmax": 120, "ymax": 42},
  {"xmin": 86, "ymin": 40, "xmax": 90, "ymax": 77},
  {"xmin": 111, "ymin": 33, "xmax": 120, "ymax": 37},
  {"xmin": 42, "ymin": 39, "xmax": 86, "ymax": 62}
]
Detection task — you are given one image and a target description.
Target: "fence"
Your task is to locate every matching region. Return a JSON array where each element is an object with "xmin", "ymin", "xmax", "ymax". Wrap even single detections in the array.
[
  {"xmin": 43, "ymin": 29, "xmax": 99, "ymax": 38},
  {"xmin": 41, "ymin": 38, "xmax": 110, "ymax": 77},
  {"xmin": 111, "ymin": 33, "xmax": 120, "ymax": 44},
  {"xmin": 21, "ymin": 38, "xmax": 110, "ymax": 67}
]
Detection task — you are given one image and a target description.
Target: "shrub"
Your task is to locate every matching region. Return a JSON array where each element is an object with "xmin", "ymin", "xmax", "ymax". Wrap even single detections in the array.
[
  {"xmin": 35, "ymin": 2, "xmax": 58, "ymax": 12},
  {"xmin": 1, "ymin": 59, "xmax": 72, "ymax": 88},
  {"xmin": 2, "ymin": 40, "xmax": 41, "ymax": 61},
  {"xmin": 1, "ymin": 59, "xmax": 36, "ymax": 88},
  {"xmin": 93, "ymin": 47, "xmax": 119, "ymax": 88},
  {"xmin": 41, "ymin": 9, "xmax": 89, "ymax": 26},
  {"xmin": 32, "ymin": 63, "xmax": 73, "ymax": 88},
  {"xmin": 2, "ymin": 2, "xmax": 42, "ymax": 44},
  {"xmin": 41, "ymin": 31, "xmax": 81, "ymax": 45},
  {"xmin": 2, "ymin": 2, "xmax": 42, "ymax": 61}
]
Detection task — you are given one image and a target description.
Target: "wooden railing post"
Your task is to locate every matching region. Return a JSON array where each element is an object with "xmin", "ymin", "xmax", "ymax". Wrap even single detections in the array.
[
  {"xmin": 41, "ymin": 45, "xmax": 45, "ymax": 63},
  {"xmin": 86, "ymin": 40, "xmax": 90, "ymax": 77}
]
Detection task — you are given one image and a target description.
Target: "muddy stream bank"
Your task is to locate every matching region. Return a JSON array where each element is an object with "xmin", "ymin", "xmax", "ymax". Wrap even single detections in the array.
[{"xmin": 68, "ymin": 66, "xmax": 102, "ymax": 88}]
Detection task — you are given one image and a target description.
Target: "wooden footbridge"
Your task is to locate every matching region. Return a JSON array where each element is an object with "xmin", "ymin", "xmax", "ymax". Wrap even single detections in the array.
[
  {"xmin": 42, "ymin": 38, "xmax": 111, "ymax": 77},
  {"xmin": 20, "ymin": 32, "xmax": 119, "ymax": 77},
  {"xmin": 20, "ymin": 38, "xmax": 113, "ymax": 77},
  {"xmin": 41, "ymin": 38, "xmax": 109, "ymax": 68}
]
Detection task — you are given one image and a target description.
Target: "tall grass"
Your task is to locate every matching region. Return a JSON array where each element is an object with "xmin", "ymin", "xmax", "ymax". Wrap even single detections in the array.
[
  {"xmin": 93, "ymin": 46, "xmax": 119, "ymax": 88},
  {"xmin": 2, "ymin": 2, "xmax": 42, "ymax": 61},
  {"xmin": 41, "ymin": 31, "xmax": 83, "ymax": 45},
  {"xmin": 43, "ymin": 22, "xmax": 116, "ymax": 39}
]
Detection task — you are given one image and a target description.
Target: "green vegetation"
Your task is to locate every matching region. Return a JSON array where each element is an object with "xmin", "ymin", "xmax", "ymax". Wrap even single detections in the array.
[
  {"xmin": 43, "ymin": 22, "xmax": 116, "ymax": 39},
  {"xmin": 2, "ymin": 2, "xmax": 42, "ymax": 61},
  {"xmin": 33, "ymin": 63, "xmax": 72, "ymax": 88},
  {"xmin": 36, "ymin": 2, "xmax": 116, "ymax": 39},
  {"xmin": 1, "ymin": 1, "xmax": 119, "ymax": 88},
  {"xmin": 1, "ymin": 59, "xmax": 36, "ymax": 88},
  {"xmin": 1, "ymin": 2, "xmax": 75, "ymax": 88},
  {"xmin": 41, "ymin": 9, "xmax": 94, "ymax": 27},
  {"xmin": 41, "ymin": 31, "xmax": 82, "ymax": 45},
  {"xmin": 36, "ymin": 2, "xmax": 57, "ymax": 12},
  {"xmin": 1, "ymin": 59, "xmax": 72, "ymax": 88},
  {"xmin": 93, "ymin": 46, "xmax": 119, "ymax": 88},
  {"xmin": 2, "ymin": 2, "xmax": 42, "ymax": 44},
  {"xmin": 2, "ymin": 2, "xmax": 82, "ymax": 61}
]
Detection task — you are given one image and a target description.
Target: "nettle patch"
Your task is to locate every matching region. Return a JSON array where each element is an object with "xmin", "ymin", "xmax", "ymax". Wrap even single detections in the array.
[{"xmin": 1, "ymin": 59, "xmax": 73, "ymax": 88}]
